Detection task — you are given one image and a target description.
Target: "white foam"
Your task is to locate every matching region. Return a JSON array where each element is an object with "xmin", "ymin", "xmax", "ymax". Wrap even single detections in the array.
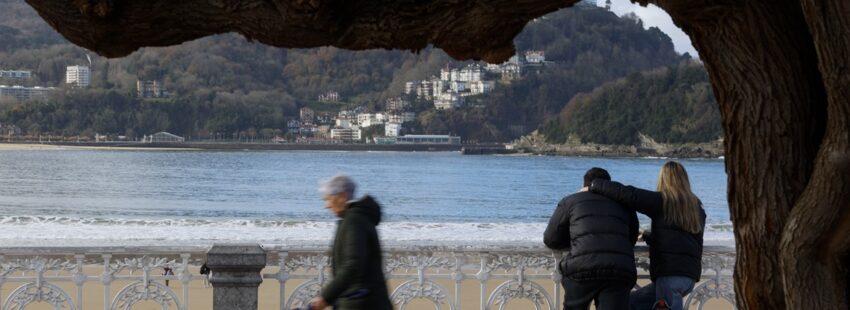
[{"xmin": 0, "ymin": 216, "xmax": 736, "ymax": 247}]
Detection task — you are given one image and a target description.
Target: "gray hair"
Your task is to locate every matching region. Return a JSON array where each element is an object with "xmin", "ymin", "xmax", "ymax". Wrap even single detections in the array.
[{"xmin": 319, "ymin": 174, "xmax": 356, "ymax": 198}]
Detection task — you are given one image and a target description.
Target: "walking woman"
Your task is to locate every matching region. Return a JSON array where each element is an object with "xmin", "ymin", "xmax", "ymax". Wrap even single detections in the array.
[{"xmin": 588, "ymin": 161, "xmax": 705, "ymax": 310}]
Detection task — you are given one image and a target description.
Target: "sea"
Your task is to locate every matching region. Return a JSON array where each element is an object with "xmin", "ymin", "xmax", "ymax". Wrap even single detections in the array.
[{"xmin": 0, "ymin": 149, "xmax": 733, "ymax": 247}]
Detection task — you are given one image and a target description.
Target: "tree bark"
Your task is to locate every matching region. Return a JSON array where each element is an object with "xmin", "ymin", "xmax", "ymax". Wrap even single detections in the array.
[
  {"xmin": 650, "ymin": 0, "xmax": 828, "ymax": 308},
  {"xmin": 24, "ymin": 0, "xmax": 578, "ymax": 63},
  {"xmin": 779, "ymin": 0, "xmax": 850, "ymax": 308}
]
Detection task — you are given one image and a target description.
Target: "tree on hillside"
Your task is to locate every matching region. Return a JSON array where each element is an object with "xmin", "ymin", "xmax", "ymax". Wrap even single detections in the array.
[{"xmin": 541, "ymin": 61, "xmax": 721, "ymax": 145}]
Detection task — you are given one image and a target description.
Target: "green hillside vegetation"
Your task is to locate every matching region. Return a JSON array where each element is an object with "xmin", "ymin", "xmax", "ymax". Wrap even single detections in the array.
[
  {"xmin": 0, "ymin": 0, "xmax": 691, "ymax": 142},
  {"xmin": 407, "ymin": 8, "xmax": 690, "ymax": 142},
  {"xmin": 540, "ymin": 61, "xmax": 721, "ymax": 145}
]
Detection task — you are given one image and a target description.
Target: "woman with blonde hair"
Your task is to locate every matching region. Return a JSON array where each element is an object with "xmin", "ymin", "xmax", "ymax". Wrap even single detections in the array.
[{"xmin": 588, "ymin": 161, "xmax": 706, "ymax": 310}]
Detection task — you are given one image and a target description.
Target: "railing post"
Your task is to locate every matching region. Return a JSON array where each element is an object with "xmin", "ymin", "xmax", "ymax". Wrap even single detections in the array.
[
  {"xmin": 179, "ymin": 253, "xmax": 192, "ymax": 310},
  {"xmin": 277, "ymin": 251, "xmax": 289, "ymax": 310},
  {"xmin": 73, "ymin": 254, "xmax": 86, "ymax": 310},
  {"xmin": 206, "ymin": 244, "xmax": 267, "ymax": 310},
  {"xmin": 101, "ymin": 254, "xmax": 113, "ymax": 310},
  {"xmin": 476, "ymin": 253, "xmax": 490, "ymax": 310},
  {"xmin": 0, "ymin": 254, "xmax": 4, "ymax": 310}
]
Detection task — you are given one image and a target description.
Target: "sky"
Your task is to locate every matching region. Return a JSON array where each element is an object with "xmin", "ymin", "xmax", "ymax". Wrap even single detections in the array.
[{"xmin": 594, "ymin": 0, "xmax": 698, "ymax": 57}]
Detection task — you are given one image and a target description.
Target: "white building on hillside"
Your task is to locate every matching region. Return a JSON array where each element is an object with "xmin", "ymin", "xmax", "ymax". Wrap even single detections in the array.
[
  {"xmin": 469, "ymin": 81, "xmax": 495, "ymax": 95},
  {"xmin": 66, "ymin": 65, "xmax": 90, "ymax": 88},
  {"xmin": 385, "ymin": 123, "xmax": 402, "ymax": 137},
  {"xmin": 501, "ymin": 63, "xmax": 522, "ymax": 81},
  {"xmin": 375, "ymin": 113, "xmax": 387, "ymax": 123},
  {"xmin": 404, "ymin": 81, "xmax": 416, "ymax": 95},
  {"xmin": 331, "ymin": 128, "xmax": 362, "ymax": 142},
  {"xmin": 435, "ymin": 92, "xmax": 463, "ymax": 110},
  {"xmin": 417, "ymin": 80, "xmax": 433, "ymax": 100},
  {"xmin": 0, "ymin": 85, "xmax": 53, "ymax": 101},
  {"xmin": 336, "ymin": 119, "xmax": 352, "ymax": 129},
  {"xmin": 525, "ymin": 50, "xmax": 546, "ymax": 64},
  {"xmin": 357, "ymin": 113, "xmax": 374, "ymax": 126},
  {"xmin": 450, "ymin": 81, "xmax": 467, "ymax": 92},
  {"xmin": 385, "ymin": 97, "xmax": 409, "ymax": 112},
  {"xmin": 0, "ymin": 70, "xmax": 32, "ymax": 79},
  {"xmin": 458, "ymin": 65, "xmax": 483, "ymax": 82}
]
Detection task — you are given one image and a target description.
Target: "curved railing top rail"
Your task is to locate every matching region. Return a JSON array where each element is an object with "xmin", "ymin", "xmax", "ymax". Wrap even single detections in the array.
[{"xmin": 0, "ymin": 244, "xmax": 736, "ymax": 256}]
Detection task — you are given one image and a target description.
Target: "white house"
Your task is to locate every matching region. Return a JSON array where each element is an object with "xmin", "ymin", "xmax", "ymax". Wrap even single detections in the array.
[
  {"xmin": 469, "ymin": 81, "xmax": 495, "ymax": 95},
  {"xmin": 331, "ymin": 128, "xmax": 362, "ymax": 141},
  {"xmin": 459, "ymin": 65, "xmax": 483, "ymax": 82},
  {"xmin": 450, "ymin": 81, "xmax": 466, "ymax": 92},
  {"xmin": 357, "ymin": 113, "xmax": 377, "ymax": 127},
  {"xmin": 435, "ymin": 92, "xmax": 463, "ymax": 110},
  {"xmin": 335, "ymin": 119, "xmax": 352, "ymax": 129},
  {"xmin": 375, "ymin": 113, "xmax": 387, "ymax": 123},
  {"xmin": 66, "ymin": 65, "xmax": 90, "ymax": 88},
  {"xmin": 525, "ymin": 50, "xmax": 546, "ymax": 64},
  {"xmin": 385, "ymin": 123, "xmax": 402, "ymax": 137}
]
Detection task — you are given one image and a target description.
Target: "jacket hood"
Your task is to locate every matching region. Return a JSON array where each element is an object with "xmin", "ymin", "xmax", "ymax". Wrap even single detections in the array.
[{"xmin": 346, "ymin": 195, "xmax": 382, "ymax": 225}]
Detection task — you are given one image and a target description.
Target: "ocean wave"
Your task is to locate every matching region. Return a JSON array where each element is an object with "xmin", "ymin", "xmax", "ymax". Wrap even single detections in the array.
[{"xmin": 0, "ymin": 215, "xmax": 736, "ymax": 247}]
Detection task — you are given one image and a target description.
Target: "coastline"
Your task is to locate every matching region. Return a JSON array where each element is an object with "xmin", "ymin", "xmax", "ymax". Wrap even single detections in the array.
[
  {"xmin": 510, "ymin": 132, "xmax": 725, "ymax": 159},
  {"xmin": 0, "ymin": 141, "xmax": 462, "ymax": 152},
  {"xmin": 0, "ymin": 141, "xmax": 726, "ymax": 159}
]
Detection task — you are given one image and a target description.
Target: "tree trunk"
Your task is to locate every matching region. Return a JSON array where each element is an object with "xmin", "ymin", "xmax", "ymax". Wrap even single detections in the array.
[
  {"xmin": 650, "ymin": 0, "xmax": 828, "ymax": 308},
  {"xmin": 779, "ymin": 0, "xmax": 850, "ymax": 308}
]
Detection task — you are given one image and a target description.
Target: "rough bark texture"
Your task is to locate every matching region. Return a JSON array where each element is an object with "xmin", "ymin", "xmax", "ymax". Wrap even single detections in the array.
[
  {"xmin": 21, "ymin": 0, "xmax": 850, "ymax": 308},
  {"xmin": 780, "ymin": 0, "xmax": 850, "ymax": 308},
  {"xmin": 648, "ymin": 0, "xmax": 827, "ymax": 308},
  {"xmin": 24, "ymin": 0, "xmax": 577, "ymax": 63}
]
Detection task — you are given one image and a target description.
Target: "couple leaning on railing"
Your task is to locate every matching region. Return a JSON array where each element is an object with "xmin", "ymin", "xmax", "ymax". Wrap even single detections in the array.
[{"xmin": 544, "ymin": 162, "xmax": 706, "ymax": 310}]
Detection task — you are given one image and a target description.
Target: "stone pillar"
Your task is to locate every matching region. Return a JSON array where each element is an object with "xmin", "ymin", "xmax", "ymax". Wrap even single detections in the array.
[{"xmin": 206, "ymin": 244, "xmax": 267, "ymax": 310}]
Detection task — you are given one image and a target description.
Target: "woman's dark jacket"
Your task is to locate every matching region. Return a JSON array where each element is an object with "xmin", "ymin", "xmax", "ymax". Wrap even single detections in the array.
[
  {"xmin": 590, "ymin": 179, "xmax": 706, "ymax": 281},
  {"xmin": 320, "ymin": 196, "xmax": 393, "ymax": 310},
  {"xmin": 544, "ymin": 192, "xmax": 640, "ymax": 282}
]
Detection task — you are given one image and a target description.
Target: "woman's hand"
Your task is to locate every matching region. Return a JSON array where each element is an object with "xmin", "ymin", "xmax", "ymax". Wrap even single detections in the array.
[{"xmin": 308, "ymin": 297, "xmax": 329, "ymax": 310}]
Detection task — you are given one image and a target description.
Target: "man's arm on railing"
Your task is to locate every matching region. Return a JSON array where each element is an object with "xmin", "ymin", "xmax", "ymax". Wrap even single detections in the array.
[{"xmin": 544, "ymin": 199, "xmax": 571, "ymax": 250}]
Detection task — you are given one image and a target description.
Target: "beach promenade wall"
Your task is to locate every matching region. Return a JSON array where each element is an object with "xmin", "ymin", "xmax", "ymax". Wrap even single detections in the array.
[{"xmin": 0, "ymin": 245, "xmax": 736, "ymax": 310}]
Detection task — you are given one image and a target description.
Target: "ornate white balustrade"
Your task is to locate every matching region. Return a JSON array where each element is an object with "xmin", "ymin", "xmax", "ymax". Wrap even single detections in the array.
[
  {"xmin": 0, "ymin": 247, "xmax": 208, "ymax": 310},
  {"xmin": 265, "ymin": 245, "xmax": 736, "ymax": 310},
  {"xmin": 0, "ymin": 245, "xmax": 736, "ymax": 310}
]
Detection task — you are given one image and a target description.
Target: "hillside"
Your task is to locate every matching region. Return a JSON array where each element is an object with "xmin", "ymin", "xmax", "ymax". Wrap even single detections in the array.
[
  {"xmin": 1, "ymin": 0, "xmax": 689, "ymax": 141},
  {"xmin": 540, "ymin": 61, "xmax": 721, "ymax": 145}
]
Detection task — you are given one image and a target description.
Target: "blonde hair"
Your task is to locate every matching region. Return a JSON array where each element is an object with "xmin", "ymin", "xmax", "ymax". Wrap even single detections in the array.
[{"xmin": 656, "ymin": 161, "xmax": 703, "ymax": 234}]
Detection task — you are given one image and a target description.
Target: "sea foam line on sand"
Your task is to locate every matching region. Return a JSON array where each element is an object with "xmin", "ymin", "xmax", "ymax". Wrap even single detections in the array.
[{"xmin": 0, "ymin": 216, "xmax": 736, "ymax": 248}]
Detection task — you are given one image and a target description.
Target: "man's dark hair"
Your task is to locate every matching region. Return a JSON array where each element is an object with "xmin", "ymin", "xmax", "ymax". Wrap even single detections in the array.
[{"xmin": 583, "ymin": 167, "xmax": 611, "ymax": 187}]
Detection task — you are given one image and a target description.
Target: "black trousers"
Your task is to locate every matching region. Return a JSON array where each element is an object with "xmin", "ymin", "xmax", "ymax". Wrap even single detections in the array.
[{"xmin": 562, "ymin": 277, "xmax": 633, "ymax": 310}]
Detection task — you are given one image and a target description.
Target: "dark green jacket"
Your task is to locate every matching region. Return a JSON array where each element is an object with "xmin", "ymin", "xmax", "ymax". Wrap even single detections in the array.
[{"xmin": 320, "ymin": 196, "xmax": 393, "ymax": 310}]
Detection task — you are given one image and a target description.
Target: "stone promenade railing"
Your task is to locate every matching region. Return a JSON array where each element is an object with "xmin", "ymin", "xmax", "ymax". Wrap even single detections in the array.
[{"xmin": 0, "ymin": 244, "xmax": 736, "ymax": 310}]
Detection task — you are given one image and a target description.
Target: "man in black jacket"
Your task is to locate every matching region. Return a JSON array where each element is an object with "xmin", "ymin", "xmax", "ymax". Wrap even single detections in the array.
[
  {"xmin": 544, "ymin": 167, "xmax": 639, "ymax": 310},
  {"xmin": 309, "ymin": 175, "xmax": 393, "ymax": 310}
]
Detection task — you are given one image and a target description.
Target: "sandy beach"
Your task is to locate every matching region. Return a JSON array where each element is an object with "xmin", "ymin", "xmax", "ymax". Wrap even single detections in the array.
[
  {"xmin": 0, "ymin": 265, "xmax": 735, "ymax": 310},
  {"xmin": 0, "ymin": 142, "xmax": 198, "ymax": 151}
]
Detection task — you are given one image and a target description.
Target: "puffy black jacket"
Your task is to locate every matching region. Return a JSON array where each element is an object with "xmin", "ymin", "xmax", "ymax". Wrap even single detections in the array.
[
  {"xmin": 590, "ymin": 179, "xmax": 705, "ymax": 281},
  {"xmin": 321, "ymin": 196, "xmax": 393, "ymax": 310},
  {"xmin": 544, "ymin": 192, "xmax": 639, "ymax": 281}
]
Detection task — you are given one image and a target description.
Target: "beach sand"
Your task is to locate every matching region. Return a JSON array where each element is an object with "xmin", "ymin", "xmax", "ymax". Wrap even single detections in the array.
[
  {"xmin": 0, "ymin": 143, "xmax": 196, "ymax": 151},
  {"xmin": 1, "ymin": 266, "xmax": 735, "ymax": 310}
]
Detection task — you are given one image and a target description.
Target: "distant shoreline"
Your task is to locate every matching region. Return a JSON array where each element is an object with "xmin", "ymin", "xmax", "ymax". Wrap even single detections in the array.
[
  {"xmin": 0, "ymin": 141, "xmax": 463, "ymax": 152},
  {"xmin": 0, "ymin": 141, "xmax": 725, "ymax": 159}
]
